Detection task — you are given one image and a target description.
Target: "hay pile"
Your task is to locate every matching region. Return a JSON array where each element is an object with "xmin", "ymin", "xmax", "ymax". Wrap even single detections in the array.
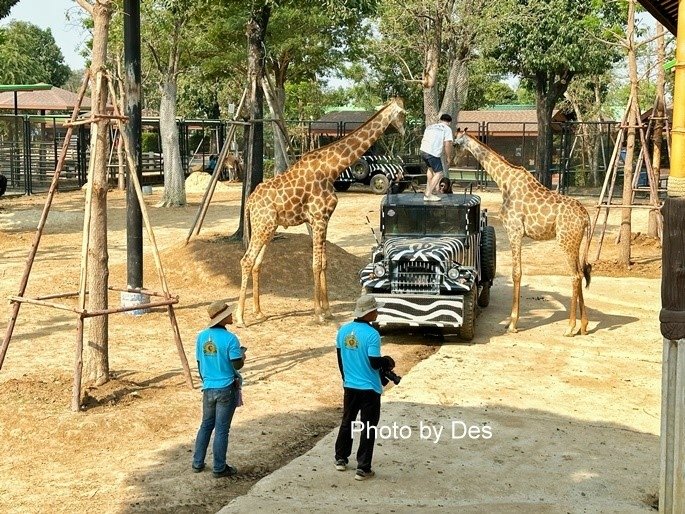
[
  {"xmin": 184, "ymin": 172, "xmax": 230, "ymax": 194},
  {"xmin": 157, "ymin": 232, "xmax": 366, "ymax": 301}
]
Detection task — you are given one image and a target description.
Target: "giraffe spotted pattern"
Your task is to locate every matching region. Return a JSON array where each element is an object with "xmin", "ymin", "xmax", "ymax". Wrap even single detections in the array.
[
  {"xmin": 454, "ymin": 129, "xmax": 591, "ymax": 336},
  {"xmin": 235, "ymin": 98, "xmax": 406, "ymax": 326}
]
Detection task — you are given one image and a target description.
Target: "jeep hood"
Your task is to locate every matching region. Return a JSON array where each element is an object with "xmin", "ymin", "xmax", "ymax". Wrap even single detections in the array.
[{"xmin": 383, "ymin": 237, "xmax": 466, "ymax": 263}]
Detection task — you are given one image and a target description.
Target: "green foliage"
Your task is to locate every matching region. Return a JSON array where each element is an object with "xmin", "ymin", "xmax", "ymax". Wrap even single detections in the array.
[
  {"xmin": 0, "ymin": 21, "xmax": 71, "ymax": 86},
  {"xmin": 462, "ymin": 58, "xmax": 518, "ymax": 109},
  {"xmin": 0, "ymin": 0, "xmax": 18, "ymax": 19},
  {"xmin": 141, "ymin": 131, "xmax": 160, "ymax": 153},
  {"xmin": 484, "ymin": 0, "xmax": 624, "ymax": 82}
]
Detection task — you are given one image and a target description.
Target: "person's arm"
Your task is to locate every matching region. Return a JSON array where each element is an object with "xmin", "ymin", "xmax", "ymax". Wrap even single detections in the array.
[
  {"xmin": 369, "ymin": 356, "xmax": 395, "ymax": 370},
  {"xmin": 228, "ymin": 336, "xmax": 245, "ymax": 370},
  {"xmin": 336, "ymin": 347, "xmax": 344, "ymax": 380},
  {"xmin": 197, "ymin": 361, "xmax": 203, "ymax": 382},
  {"xmin": 444, "ymin": 139, "xmax": 453, "ymax": 165}
]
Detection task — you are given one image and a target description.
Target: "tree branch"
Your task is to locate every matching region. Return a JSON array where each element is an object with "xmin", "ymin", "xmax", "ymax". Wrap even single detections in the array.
[
  {"xmin": 147, "ymin": 42, "xmax": 163, "ymax": 75},
  {"xmin": 75, "ymin": 0, "xmax": 93, "ymax": 15}
]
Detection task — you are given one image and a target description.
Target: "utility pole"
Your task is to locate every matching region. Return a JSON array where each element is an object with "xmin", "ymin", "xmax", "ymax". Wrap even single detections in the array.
[{"xmin": 123, "ymin": 0, "xmax": 144, "ymax": 298}]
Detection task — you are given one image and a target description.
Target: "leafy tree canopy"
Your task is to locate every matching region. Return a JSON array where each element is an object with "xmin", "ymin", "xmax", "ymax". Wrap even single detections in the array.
[
  {"xmin": 0, "ymin": 0, "xmax": 19, "ymax": 19},
  {"xmin": 484, "ymin": 0, "xmax": 625, "ymax": 83},
  {"xmin": 0, "ymin": 21, "xmax": 70, "ymax": 86}
]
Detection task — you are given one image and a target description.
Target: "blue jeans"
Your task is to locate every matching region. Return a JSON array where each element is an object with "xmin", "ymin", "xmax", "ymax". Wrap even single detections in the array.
[{"xmin": 192, "ymin": 383, "xmax": 239, "ymax": 472}]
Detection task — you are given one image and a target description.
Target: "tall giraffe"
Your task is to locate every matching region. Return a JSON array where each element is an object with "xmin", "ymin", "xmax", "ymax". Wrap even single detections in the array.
[
  {"xmin": 454, "ymin": 129, "xmax": 591, "ymax": 336},
  {"xmin": 235, "ymin": 98, "xmax": 406, "ymax": 326}
]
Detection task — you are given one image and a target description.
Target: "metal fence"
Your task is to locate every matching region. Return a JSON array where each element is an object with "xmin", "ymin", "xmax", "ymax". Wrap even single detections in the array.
[
  {"xmin": 0, "ymin": 114, "xmax": 648, "ymax": 198},
  {"xmin": 0, "ymin": 115, "xmax": 230, "ymax": 195}
]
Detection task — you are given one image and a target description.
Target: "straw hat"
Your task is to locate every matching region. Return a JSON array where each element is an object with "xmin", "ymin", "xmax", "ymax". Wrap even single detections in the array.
[
  {"xmin": 353, "ymin": 294, "xmax": 382, "ymax": 318},
  {"xmin": 207, "ymin": 301, "xmax": 233, "ymax": 328}
]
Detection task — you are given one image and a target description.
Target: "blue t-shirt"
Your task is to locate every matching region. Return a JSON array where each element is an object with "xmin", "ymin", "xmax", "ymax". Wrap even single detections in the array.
[
  {"xmin": 336, "ymin": 321, "xmax": 382, "ymax": 394},
  {"xmin": 195, "ymin": 327, "xmax": 242, "ymax": 390}
]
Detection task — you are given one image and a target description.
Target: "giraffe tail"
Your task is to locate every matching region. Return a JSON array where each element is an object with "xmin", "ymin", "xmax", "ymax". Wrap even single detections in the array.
[{"xmin": 582, "ymin": 221, "xmax": 592, "ymax": 289}]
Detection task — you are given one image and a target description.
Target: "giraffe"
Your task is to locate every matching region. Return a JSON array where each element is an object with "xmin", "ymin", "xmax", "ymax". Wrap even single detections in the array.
[
  {"xmin": 234, "ymin": 97, "xmax": 406, "ymax": 326},
  {"xmin": 454, "ymin": 129, "xmax": 592, "ymax": 336}
]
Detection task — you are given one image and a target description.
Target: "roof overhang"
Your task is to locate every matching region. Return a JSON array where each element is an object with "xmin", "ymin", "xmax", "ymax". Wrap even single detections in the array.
[{"xmin": 638, "ymin": 0, "xmax": 677, "ymax": 35}]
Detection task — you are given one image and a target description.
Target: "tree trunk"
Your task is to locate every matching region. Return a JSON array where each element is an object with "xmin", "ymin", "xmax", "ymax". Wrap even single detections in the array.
[
  {"xmin": 159, "ymin": 77, "xmax": 186, "ymax": 206},
  {"xmin": 649, "ymin": 23, "xmax": 666, "ymax": 237},
  {"xmin": 421, "ymin": 11, "xmax": 441, "ymax": 124},
  {"xmin": 233, "ymin": 4, "xmax": 269, "ymax": 245},
  {"xmin": 534, "ymin": 81, "xmax": 556, "ymax": 189},
  {"xmin": 439, "ymin": 55, "xmax": 469, "ymax": 172},
  {"xmin": 84, "ymin": 0, "xmax": 112, "ymax": 386},
  {"xmin": 619, "ymin": 0, "xmax": 639, "ymax": 266},
  {"xmin": 263, "ymin": 74, "xmax": 290, "ymax": 175}
]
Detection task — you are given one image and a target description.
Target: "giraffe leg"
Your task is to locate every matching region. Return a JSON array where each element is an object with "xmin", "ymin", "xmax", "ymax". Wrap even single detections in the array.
[
  {"xmin": 563, "ymin": 270, "xmax": 581, "ymax": 337},
  {"xmin": 507, "ymin": 235, "xmax": 523, "ymax": 333},
  {"xmin": 251, "ymin": 241, "xmax": 271, "ymax": 320},
  {"xmin": 320, "ymin": 240, "xmax": 333, "ymax": 319},
  {"xmin": 577, "ymin": 280, "xmax": 589, "ymax": 335},
  {"xmin": 311, "ymin": 221, "xmax": 328, "ymax": 323},
  {"xmin": 235, "ymin": 232, "xmax": 270, "ymax": 327},
  {"xmin": 235, "ymin": 248, "xmax": 255, "ymax": 327},
  {"xmin": 561, "ymin": 232, "xmax": 585, "ymax": 337}
]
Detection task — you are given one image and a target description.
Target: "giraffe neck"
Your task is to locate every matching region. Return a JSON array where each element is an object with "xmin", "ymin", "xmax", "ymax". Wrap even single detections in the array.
[
  {"xmin": 321, "ymin": 104, "xmax": 398, "ymax": 180},
  {"xmin": 461, "ymin": 135, "xmax": 519, "ymax": 189}
]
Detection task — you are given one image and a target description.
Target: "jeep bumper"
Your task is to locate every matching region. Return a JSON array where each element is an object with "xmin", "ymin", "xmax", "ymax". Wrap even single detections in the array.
[{"xmin": 370, "ymin": 293, "xmax": 466, "ymax": 328}]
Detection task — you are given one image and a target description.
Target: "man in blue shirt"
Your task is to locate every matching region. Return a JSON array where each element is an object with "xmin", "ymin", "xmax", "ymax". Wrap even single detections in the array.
[
  {"xmin": 334, "ymin": 295, "xmax": 396, "ymax": 481},
  {"xmin": 192, "ymin": 301, "xmax": 246, "ymax": 478}
]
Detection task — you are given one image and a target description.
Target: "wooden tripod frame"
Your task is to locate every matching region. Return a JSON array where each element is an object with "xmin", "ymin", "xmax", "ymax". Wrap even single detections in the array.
[
  {"xmin": 0, "ymin": 69, "xmax": 193, "ymax": 412},
  {"xmin": 588, "ymin": 93, "xmax": 665, "ymax": 261}
]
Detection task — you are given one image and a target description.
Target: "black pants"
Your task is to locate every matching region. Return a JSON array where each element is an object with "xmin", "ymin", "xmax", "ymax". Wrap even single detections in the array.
[{"xmin": 334, "ymin": 387, "xmax": 381, "ymax": 472}]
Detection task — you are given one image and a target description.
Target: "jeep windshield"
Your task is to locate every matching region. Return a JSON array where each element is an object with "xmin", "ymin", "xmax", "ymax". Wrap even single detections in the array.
[
  {"xmin": 380, "ymin": 194, "xmax": 481, "ymax": 237},
  {"xmin": 383, "ymin": 206, "xmax": 464, "ymax": 236}
]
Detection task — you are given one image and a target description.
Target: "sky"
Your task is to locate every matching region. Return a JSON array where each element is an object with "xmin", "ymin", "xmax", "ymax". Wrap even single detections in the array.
[
  {"xmin": 4, "ymin": 0, "xmax": 88, "ymax": 70},
  {"xmin": 1, "ymin": 0, "xmax": 661, "ymax": 82}
]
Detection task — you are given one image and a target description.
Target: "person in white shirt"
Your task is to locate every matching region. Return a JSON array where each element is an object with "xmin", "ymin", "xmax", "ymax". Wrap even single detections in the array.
[{"xmin": 419, "ymin": 113, "xmax": 454, "ymax": 201}]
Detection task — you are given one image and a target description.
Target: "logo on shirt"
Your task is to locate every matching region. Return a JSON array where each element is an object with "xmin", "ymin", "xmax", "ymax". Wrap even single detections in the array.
[
  {"xmin": 344, "ymin": 333, "xmax": 359, "ymax": 350},
  {"xmin": 203, "ymin": 339, "xmax": 218, "ymax": 356}
]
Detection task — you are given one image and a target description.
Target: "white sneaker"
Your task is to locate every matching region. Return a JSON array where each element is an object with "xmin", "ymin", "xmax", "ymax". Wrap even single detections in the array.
[{"xmin": 424, "ymin": 194, "xmax": 441, "ymax": 202}]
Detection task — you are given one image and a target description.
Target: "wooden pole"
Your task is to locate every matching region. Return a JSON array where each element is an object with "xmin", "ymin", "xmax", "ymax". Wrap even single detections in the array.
[
  {"xmin": 72, "ymin": 316, "xmax": 84, "ymax": 412},
  {"xmin": 659, "ymin": 1, "xmax": 685, "ymax": 510},
  {"xmin": 0, "ymin": 70, "xmax": 91, "ymax": 371}
]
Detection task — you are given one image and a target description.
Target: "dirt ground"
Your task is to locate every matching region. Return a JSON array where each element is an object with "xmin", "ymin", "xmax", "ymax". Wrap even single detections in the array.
[{"xmin": 0, "ymin": 182, "xmax": 663, "ymax": 513}]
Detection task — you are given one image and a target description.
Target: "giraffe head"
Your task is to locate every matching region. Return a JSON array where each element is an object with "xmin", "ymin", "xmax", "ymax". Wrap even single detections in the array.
[
  {"xmin": 453, "ymin": 127, "xmax": 470, "ymax": 156},
  {"xmin": 386, "ymin": 97, "xmax": 406, "ymax": 137}
]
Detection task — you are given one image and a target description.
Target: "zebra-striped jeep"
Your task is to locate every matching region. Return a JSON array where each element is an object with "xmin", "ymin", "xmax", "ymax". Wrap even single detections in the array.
[{"xmin": 359, "ymin": 191, "xmax": 496, "ymax": 340}]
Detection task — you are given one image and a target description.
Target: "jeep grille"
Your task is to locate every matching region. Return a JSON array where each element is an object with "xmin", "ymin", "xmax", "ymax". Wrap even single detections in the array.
[{"xmin": 391, "ymin": 260, "xmax": 440, "ymax": 294}]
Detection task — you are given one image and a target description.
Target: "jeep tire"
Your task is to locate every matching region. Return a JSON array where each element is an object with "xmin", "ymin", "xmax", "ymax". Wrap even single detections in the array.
[
  {"xmin": 480, "ymin": 225, "xmax": 496, "ymax": 283},
  {"xmin": 457, "ymin": 286, "xmax": 477, "ymax": 341},
  {"xmin": 370, "ymin": 173, "xmax": 390, "ymax": 195},
  {"xmin": 333, "ymin": 181, "xmax": 352, "ymax": 192},
  {"xmin": 478, "ymin": 284, "xmax": 491, "ymax": 308},
  {"xmin": 350, "ymin": 159, "xmax": 370, "ymax": 180}
]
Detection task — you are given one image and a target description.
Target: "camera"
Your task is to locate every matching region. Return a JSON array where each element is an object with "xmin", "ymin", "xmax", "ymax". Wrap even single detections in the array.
[{"xmin": 381, "ymin": 368, "xmax": 402, "ymax": 385}]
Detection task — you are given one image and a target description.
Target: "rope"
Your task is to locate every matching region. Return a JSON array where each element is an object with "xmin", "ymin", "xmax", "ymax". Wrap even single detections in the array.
[{"xmin": 667, "ymin": 176, "xmax": 685, "ymax": 197}]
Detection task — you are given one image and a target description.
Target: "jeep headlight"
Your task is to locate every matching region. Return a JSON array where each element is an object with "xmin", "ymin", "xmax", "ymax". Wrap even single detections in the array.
[
  {"xmin": 447, "ymin": 267, "xmax": 460, "ymax": 280},
  {"xmin": 373, "ymin": 263, "xmax": 386, "ymax": 278}
]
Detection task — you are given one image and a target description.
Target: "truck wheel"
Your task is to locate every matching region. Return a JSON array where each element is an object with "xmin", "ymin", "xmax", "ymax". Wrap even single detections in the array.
[
  {"xmin": 480, "ymin": 225, "xmax": 496, "ymax": 283},
  {"xmin": 478, "ymin": 284, "xmax": 491, "ymax": 308},
  {"xmin": 351, "ymin": 159, "xmax": 370, "ymax": 180},
  {"xmin": 333, "ymin": 181, "xmax": 352, "ymax": 192},
  {"xmin": 457, "ymin": 286, "xmax": 477, "ymax": 341},
  {"xmin": 370, "ymin": 174, "xmax": 390, "ymax": 194}
]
